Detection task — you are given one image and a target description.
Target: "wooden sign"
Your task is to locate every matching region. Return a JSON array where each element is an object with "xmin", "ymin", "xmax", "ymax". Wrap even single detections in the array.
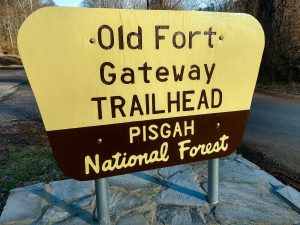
[{"xmin": 18, "ymin": 7, "xmax": 264, "ymax": 180}]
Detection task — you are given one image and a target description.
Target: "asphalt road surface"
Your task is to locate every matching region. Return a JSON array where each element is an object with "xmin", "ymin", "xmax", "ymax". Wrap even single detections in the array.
[
  {"xmin": 0, "ymin": 67, "xmax": 40, "ymax": 128},
  {"xmin": 243, "ymin": 93, "xmax": 300, "ymax": 174},
  {"xmin": 0, "ymin": 67, "xmax": 27, "ymax": 83},
  {"xmin": 1, "ymin": 68, "xmax": 300, "ymax": 174}
]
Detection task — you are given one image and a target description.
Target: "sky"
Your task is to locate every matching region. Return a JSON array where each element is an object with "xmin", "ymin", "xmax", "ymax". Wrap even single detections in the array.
[{"xmin": 54, "ymin": 0, "xmax": 82, "ymax": 7}]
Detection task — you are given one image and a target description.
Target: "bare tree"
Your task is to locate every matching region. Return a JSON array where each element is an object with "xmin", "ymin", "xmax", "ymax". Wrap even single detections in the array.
[
  {"xmin": 80, "ymin": 0, "xmax": 185, "ymax": 10},
  {"xmin": 81, "ymin": 0, "xmax": 126, "ymax": 8},
  {"xmin": 0, "ymin": 0, "xmax": 55, "ymax": 54},
  {"xmin": 147, "ymin": 0, "xmax": 183, "ymax": 10}
]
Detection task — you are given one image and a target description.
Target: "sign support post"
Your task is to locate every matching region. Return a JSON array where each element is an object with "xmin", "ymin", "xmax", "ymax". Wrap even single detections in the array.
[
  {"xmin": 95, "ymin": 178, "xmax": 110, "ymax": 225},
  {"xmin": 208, "ymin": 159, "xmax": 219, "ymax": 204}
]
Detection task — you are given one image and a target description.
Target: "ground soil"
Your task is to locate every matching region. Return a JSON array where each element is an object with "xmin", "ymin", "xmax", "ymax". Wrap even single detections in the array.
[
  {"xmin": 0, "ymin": 55, "xmax": 22, "ymax": 66},
  {"xmin": 256, "ymin": 83, "xmax": 300, "ymax": 100},
  {"xmin": 0, "ymin": 119, "xmax": 49, "ymax": 165},
  {"xmin": 0, "ymin": 120, "xmax": 44, "ymax": 210}
]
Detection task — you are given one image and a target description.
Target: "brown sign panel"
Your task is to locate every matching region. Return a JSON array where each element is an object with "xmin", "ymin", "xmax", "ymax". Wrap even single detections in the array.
[
  {"xmin": 18, "ymin": 8, "xmax": 264, "ymax": 180},
  {"xmin": 49, "ymin": 111, "xmax": 248, "ymax": 180}
]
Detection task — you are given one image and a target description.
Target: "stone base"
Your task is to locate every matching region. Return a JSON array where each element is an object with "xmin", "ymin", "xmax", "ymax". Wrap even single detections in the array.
[{"xmin": 1, "ymin": 154, "xmax": 299, "ymax": 225}]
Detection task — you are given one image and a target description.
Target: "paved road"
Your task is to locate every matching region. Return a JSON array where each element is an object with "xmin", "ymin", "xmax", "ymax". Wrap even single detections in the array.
[
  {"xmin": 0, "ymin": 67, "xmax": 26, "ymax": 83},
  {"xmin": 0, "ymin": 67, "xmax": 27, "ymax": 99},
  {"xmin": 243, "ymin": 94, "xmax": 300, "ymax": 174},
  {"xmin": 1, "ymin": 68, "xmax": 300, "ymax": 173},
  {"xmin": 0, "ymin": 67, "xmax": 40, "ymax": 127}
]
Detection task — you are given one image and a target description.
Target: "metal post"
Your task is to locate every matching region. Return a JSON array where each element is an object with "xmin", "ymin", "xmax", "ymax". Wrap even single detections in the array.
[
  {"xmin": 95, "ymin": 178, "xmax": 110, "ymax": 225},
  {"xmin": 208, "ymin": 159, "xmax": 219, "ymax": 204}
]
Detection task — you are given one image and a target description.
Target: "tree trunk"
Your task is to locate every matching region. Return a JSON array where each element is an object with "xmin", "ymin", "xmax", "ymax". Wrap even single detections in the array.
[
  {"xmin": 4, "ymin": 0, "xmax": 15, "ymax": 47},
  {"xmin": 29, "ymin": 0, "xmax": 33, "ymax": 12},
  {"xmin": 150, "ymin": 0, "xmax": 164, "ymax": 9}
]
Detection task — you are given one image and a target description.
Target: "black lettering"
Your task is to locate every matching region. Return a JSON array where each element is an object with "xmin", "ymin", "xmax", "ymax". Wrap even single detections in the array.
[
  {"xmin": 167, "ymin": 91, "xmax": 180, "ymax": 112},
  {"xmin": 145, "ymin": 94, "xmax": 150, "ymax": 115},
  {"xmin": 189, "ymin": 31, "xmax": 201, "ymax": 49},
  {"xmin": 183, "ymin": 90, "xmax": 195, "ymax": 111},
  {"xmin": 155, "ymin": 25, "xmax": 169, "ymax": 49},
  {"xmin": 127, "ymin": 26, "xmax": 142, "ymax": 49},
  {"xmin": 111, "ymin": 96, "xmax": 126, "ymax": 118},
  {"xmin": 204, "ymin": 27, "xmax": 216, "ymax": 48},
  {"xmin": 91, "ymin": 97, "xmax": 107, "ymax": 119},
  {"xmin": 188, "ymin": 65, "xmax": 200, "ymax": 80},
  {"xmin": 98, "ymin": 25, "xmax": 114, "ymax": 50},
  {"xmin": 197, "ymin": 90, "xmax": 209, "ymax": 109},
  {"xmin": 121, "ymin": 67, "xmax": 135, "ymax": 84},
  {"xmin": 130, "ymin": 95, "xmax": 144, "ymax": 116},
  {"xmin": 204, "ymin": 63, "xmax": 215, "ymax": 84},
  {"xmin": 118, "ymin": 26, "xmax": 124, "ymax": 49},
  {"xmin": 173, "ymin": 65, "xmax": 185, "ymax": 81},
  {"xmin": 152, "ymin": 94, "xmax": 165, "ymax": 114},
  {"xmin": 138, "ymin": 62, "xmax": 152, "ymax": 83},
  {"xmin": 173, "ymin": 31, "xmax": 186, "ymax": 49},
  {"xmin": 100, "ymin": 62, "xmax": 116, "ymax": 85},
  {"xmin": 212, "ymin": 88, "xmax": 222, "ymax": 108},
  {"xmin": 156, "ymin": 66, "xmax": 169, "ymax": 82}
]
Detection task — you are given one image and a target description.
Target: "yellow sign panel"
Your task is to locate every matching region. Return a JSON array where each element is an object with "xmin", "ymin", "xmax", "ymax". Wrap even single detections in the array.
[
  {"xmin": 18, "ymin": 7, "xmax": 264, "ymax": 131},
  {"xmin": 18, "ymin": 8, "xmax": 264, "ymax": 180}
]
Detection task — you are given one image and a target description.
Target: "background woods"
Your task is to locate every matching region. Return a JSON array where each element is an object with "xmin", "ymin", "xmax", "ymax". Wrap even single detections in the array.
[
  {"xmin": 0, "ymin": 0, "xmax": 299, "ymax": 83},
  {"xmin": 215, "ymin": 0, "xmax": 300, "ymax": 83},
  {"xmin": 0, "ymin": 0, "xmax": 55, "ymax": 54}
]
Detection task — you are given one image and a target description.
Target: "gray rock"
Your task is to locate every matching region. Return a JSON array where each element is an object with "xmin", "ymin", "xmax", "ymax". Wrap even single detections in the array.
[
  {"xmin": 92, "ymin": 188, "xmax": 153, "ymax": 222},
  {"xmin": 61, "ymin": 216, "xmax": 90, "ymax": 225},
  {"xmin": 171, "ymin": 210, "xmax": 195, "ymax": 225},
  {"xmin": 200, "ymin": 157, "xmax": 283, "ymax": 186},
  {"xmin": 158, "ymin": 164, "xmax": 189, "ymax": 178},
  {"xmin": 189, "ymin": 161, "xmax": 208, "ymax": 177},
  {"xmin": 233, "ymin": 155, "xmax": 284, "ymax": 187},
  {"xmin": 200, "ymin": 205, "xmax": 218, "ymax": 224},
  {"xmin": 117, "ymin": 212, "xmax": 151, "ymax": 225},
  {"xmin": 155, "ymin": 169, "xmax": 207, "ymax": 207},
  {"xmin": 11, "ymin": 183, "xmax": 45, "ymax": 193},
  {"xmin": 226, "ymin": 152, "xmax": 237, "ymax": 159},
  {"xmin": 2, "ymin": 156, "xmax": 300, "ymax": 225},
  {"xmin": 235, "ymin": 155, "xmax": 260, "ymax": 170},
  {"xmin": 214, "ymin": 182, "xmax": 300, "ymax": 224},
  {"xmin": 156, "ymin": 205, "xmax": 205, "ymax": 225},
  {"xmin": 108, "ymin": 170, "xmax": 160, "ymax": 190},
  {"xmin": 144, "ymin": 169, "xmax": 159, "ymax": 176},
  {"xmin": 0, "ymin": 188, "xmax": 45, "ymax": 224},
  {"xmin": 49, "ymin": 179, "xmax": 94, "ymax": 203},
  {"xmin": 156, "ymin": 205, "xmax": 185, "ymax": 224},
  {"xmin": 276, "ymin": 186, "xmax": 300, "ymax": 210},
  {"xmin": 218, "ymin": 158, "xmax": 261, "ymax": 183},
  {"xmin": 116, "ymin": 210, "xmax": 153, "ymax": 225},
  {"xmin": 73, "ymin": 196, "xmax": 94, "ymax": 208},
  {"xmin": 189, "ymin": 207, "xmax": 205, "ymax": 225},
  {"xmin": 254, "ymin": 169, "xmax": 284, "ymax": 187},
  {"xmin": 109, "ymin": 188, "xmax": 152, "ymax": 219},
  {"xmin": 139, "ymin": 188, "xmax": 160, "ymax": 198},
  {"xmin": 38, "ymin": 206, "xmax": 70, "ymax": 224}
]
